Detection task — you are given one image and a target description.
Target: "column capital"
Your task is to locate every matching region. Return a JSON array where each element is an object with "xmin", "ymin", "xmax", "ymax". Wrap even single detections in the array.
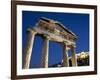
[
  {"xmin": 63, "ymin": 41, "xmax": 70, "ymax": 50},
  {"xmin": 63, "ymin": 41, "xmax": 68, "ymax": 44},
  {"xmin": 27, "ymin": 28, "xmax": 37, "ymax": 35},
  {"xmin": 43, "ymin": 34, "xmax": 50, "ymax": 40},
  {"xmin": 71, "ymin": 44, "xmax": 76, "ymax": 48}
]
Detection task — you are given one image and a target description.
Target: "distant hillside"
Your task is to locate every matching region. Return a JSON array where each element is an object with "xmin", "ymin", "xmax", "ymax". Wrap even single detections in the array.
[{"xmin": 49, "ymin": 51, "xmax": 89, "ymax": 67}]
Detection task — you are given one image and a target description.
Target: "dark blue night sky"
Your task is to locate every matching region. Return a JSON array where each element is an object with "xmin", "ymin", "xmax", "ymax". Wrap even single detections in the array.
[{"xmin": 22, "ymin": 11, "xmax": 89, "ymax": 68}]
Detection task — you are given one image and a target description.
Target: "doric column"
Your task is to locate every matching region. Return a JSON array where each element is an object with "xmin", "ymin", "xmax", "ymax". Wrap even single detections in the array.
[
  {"xmin": 41, "ymin": 35, "xmax": 50, "ymax": 68},
  {"xmin": 62, "ymin": 42, "xmax": 69, "ymax": 67},
  {"xmin": 71, "ymin": 45, "xmax": 77, "ymax": 66},
  {"xmin": 23, "ymin": 28, "xmax": 37, "ymax": 69}
]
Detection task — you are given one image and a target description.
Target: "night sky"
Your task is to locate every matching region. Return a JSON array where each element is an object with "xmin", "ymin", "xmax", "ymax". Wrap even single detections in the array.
[{"xmin": 22, "ymin": 11, "xmax": 89, "ymax": 68}]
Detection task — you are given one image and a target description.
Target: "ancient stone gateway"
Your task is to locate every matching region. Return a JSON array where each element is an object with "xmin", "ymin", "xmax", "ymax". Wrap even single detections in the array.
[{"xmin": 23, "ymin": 17, "xmax": 77, "ymax": 69}]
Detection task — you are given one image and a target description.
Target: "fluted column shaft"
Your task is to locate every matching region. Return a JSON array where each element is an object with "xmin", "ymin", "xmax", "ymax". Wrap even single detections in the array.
[
  {"xmin": 62, "ymin": 44, "xmax": 69, "ymax": 67},
  {"xmin": 71, "ymin": 46, "xmax": 77, "ymax": 66},
  {"xmin": 23, "ymin": 28, "xmax": 37, "ymax": 69},
  {"xmin": 41, "ymin": 35, "xmax": 49, "ymax": 68}
]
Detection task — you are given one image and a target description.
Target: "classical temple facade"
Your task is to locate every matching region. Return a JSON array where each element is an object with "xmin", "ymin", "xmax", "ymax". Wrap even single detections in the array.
[{"xmin": 23, "ymin": 17, "xmax": 77, "ymax": 69}]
